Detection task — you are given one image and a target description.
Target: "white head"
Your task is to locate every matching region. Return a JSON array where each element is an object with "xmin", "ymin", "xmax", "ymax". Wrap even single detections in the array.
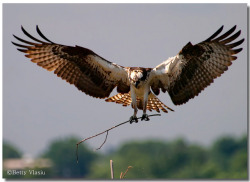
[{"xmin": 129, "ymin": 68, "xmax": 150, "ymax": 88}]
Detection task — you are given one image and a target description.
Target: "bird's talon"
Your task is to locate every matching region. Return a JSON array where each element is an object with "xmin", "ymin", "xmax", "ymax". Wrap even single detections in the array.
[
  {"xmin": 129, "ymin": 116, "xmax": 138, "ymax": 124},
  {"xmin": 141, "ymin": 114, "xmax": 150, "ymax": 121}
]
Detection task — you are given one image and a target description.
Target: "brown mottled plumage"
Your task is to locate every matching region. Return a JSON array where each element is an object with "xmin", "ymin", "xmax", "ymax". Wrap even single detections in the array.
[
  {"xmin": 12, "ymin": 25, "xmax": 244, "ymax": 122},
  {"xmin": 13, "ymin": 26, "xmax": 130, "ymax": 99},
  {"xmin": 105, "ymin": 92, "xmax": 174, "ymax": 113}
]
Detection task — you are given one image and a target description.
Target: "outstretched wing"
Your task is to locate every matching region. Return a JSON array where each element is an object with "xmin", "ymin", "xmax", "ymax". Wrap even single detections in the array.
[
  {"xmin": 150, "ymin": 25, "xmax": 244, "ymax": 105},
  {"xmin": 12, "ymin": 26, "xmax": 130, "ymax": 99}
]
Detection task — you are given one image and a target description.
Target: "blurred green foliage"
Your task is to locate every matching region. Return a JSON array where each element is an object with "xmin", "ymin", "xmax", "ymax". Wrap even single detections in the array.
[
  {"xmin": 3, "ymin": 140, "xmax": 22, "ymax": 159},
  {"xmin": 88, "ymin": 135, "xmax": 247, "ymax": 179},
  {"xmin": 3, "ymin": 134, "xmax": 247, "ymax": 179},
  {"xmin": 42, "ymin": 136, "xmax": 98, "ymax": 178}
]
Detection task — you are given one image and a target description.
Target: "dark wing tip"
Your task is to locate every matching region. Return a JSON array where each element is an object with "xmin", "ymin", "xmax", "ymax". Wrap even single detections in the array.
[
  {"xmin": 230, "ymin": 25, "xmax": 237, "ymax": 32},
  {"xmin": 21, "ymin": 25, "xmax": 25, "ymax": 33},
  {"xmin": 13, "ymin": 25, "xmax": 55, "ymax": 46},
  {"xmin": 204, "ymin": 25, "xmax": 224, "ymax": 42},
  {"xmin": 205, "ymin": 25, "xmax": 240, "ymax": 43},
  {"xmin": 218, "ymin": 25, "xmax": 224, "ymax": 32},
  {"xmin": 36, "ymin": 25, "xmax": 55, "ymax": 43},
  {"xmin": 17, "ymin": 48, "xmax": 27, "ymax": 53},
  {"xmin": 11, "ymin": 41, "xmax": 29, "ymax": 48},
  {"xmin": 231, "ymin": 48, "xmax": 243, "ymax": 54},
  {"xmin": 12, "ymin": 34, "xmax": 38, "ymax": 46},
  {"xmin": 226, "ymin": 38, "xmax": 245, "ymax": 49},
  {"xmin": 220, "ymin": 29, "xmax": 242, "ymax": 45},
  {"xmin": 213, "ymin": 25, "xmax": 239, "ymax": 43}
]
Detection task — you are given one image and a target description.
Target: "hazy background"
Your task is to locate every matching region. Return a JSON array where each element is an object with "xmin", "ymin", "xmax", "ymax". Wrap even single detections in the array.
[{"xmin": 3, "ymin": 4, "xmax": 247, "ymax": 157}]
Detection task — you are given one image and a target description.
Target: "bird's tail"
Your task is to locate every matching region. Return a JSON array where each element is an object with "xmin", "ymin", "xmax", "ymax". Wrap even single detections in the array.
[
  {"xmin": 146, "ymin": 94, "xmax": 174, "ymax": 113},
  {"xmin": 105, "ymin": 93, "xmax": 132, "ymax": 107},
  {"xmin": 105, "ymin": 92, "xmax": 174, "ymax": 113}
]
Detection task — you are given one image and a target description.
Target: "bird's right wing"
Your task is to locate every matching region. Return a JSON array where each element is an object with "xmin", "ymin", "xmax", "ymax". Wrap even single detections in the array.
[
  {"xmin": 12, "ymin": 26, "xmax": 130, "ymax": 99},
  {"xmin": 150, "ymin": 26, "xmax": 244, "ymax": 105}
]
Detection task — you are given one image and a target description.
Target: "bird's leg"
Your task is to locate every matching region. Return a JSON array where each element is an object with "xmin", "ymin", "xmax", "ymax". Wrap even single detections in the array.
[
  {"xmin": 141, "ymin": 108, "xmax": 150, "ymax": 121},
  {"xmin": 141, "ymin": 91, "xmax": 150, "ymax": 121},
  {"xmin": 129, "ymin": 107, "xmax": 138, "ymax": 124},
  {"xmin": 129, "ymin": 89, "xmax": 138, "ymax": 124}
]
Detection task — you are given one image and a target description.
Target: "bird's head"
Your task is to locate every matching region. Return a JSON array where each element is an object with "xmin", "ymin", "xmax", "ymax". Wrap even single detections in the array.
[{"xmin": 129, "ymin": 68, "xmax": 149, "ymax": 88}]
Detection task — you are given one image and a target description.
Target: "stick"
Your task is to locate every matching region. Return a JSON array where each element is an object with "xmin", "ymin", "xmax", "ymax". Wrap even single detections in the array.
[
  {"xmin": 96, "ymin": 131, "xmax": 109, "ymax": 150},
  {"xmin": 120, "ymin": 166, "xmax": 133, "ymax": 179},
  {"xmin": 76, "ymin": 114, "xmax": 161, "ymax": 163},
  {"xmin": 110, "ymin": 160, "xmax": 114, "ymax": 179}
]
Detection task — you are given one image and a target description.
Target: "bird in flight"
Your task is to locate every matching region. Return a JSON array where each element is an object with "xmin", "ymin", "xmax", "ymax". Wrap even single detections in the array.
[{"xmin": 12, "ymin": 25, "xmax": 244, "ymax": 123}]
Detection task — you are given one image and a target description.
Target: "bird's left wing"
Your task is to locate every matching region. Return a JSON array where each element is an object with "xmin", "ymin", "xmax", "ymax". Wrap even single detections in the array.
[
  {"xmin": 12, "ymin": 26, "xmax": 130, "ymax": 99},
  {"xmin": 150, "ymin": 26, "xmax": 244, "ymax": 105}
]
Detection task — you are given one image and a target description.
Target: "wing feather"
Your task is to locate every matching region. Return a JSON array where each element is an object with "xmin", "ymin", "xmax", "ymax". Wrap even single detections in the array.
[
  {"xmin": 151, "ymin": 25, "xmax": 244, "ymax": 105},
  {"xmin": 12, "ymin": 26, "xmax": 130, "ymax": 98},
  {"xmin": 210, "ymin": 25, "xmax": 236, "ymax": 42}
]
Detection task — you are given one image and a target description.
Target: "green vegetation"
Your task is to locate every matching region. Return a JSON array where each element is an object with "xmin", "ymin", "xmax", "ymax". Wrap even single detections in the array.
[
  {"xmin": 3, "ymin": 134, "xmax": 247, "ymax": 179},
  {"xmin": 42, "ymin": 137, "xmax": 98, "ymax": 178},
  {"xmin": 3, "ymin": 140, "xmax": 22, "ymax": 159},
  {"xmin": 88, "ymin": 135, "xmax": 247, "ymax": 179}
]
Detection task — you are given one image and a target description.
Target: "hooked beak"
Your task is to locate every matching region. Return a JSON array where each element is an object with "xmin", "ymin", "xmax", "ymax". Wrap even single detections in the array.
[{"xmin": 135, "ymin": 81, "xmax": 140, "ymax": 88}]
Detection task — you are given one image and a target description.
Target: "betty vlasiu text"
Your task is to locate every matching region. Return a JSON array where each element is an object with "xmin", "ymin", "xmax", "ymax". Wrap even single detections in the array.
[{"xmin": 6, "ymin": 169, "xmax": 46, "ymax": 176}]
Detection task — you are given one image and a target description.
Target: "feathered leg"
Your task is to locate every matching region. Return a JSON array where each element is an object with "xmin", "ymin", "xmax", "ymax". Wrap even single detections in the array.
[
  {"xmin": 141, "ymin": 90, "xmax": 150, "ymax": 121},
  {"xmin": 129, "ymin": 88, "xmax": 138, "ymax": 124}
]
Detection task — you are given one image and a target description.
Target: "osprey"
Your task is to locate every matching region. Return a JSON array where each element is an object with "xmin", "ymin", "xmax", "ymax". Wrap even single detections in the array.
[{"xmin": 12, "ymin": 25, "xmax": 244, "ymax": 123}]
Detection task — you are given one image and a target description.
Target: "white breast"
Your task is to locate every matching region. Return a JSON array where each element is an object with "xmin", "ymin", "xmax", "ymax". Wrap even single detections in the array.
[{"xmin": 131, "ymin": 83, "xmax": 150, "ymax": 98}]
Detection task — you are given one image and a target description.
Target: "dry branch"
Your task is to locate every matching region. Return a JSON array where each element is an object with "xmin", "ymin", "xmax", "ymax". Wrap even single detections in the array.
[
  {"xmin": 76, "ymin": 114, "xmax": 161, "ymax": 163},
  {"xmin": 110, "ymin": 160, "xmax": 114, "ymax": 179},
  {"xmin": 120, "ymin": 166, "xmax": 133, "ymax": 179}
]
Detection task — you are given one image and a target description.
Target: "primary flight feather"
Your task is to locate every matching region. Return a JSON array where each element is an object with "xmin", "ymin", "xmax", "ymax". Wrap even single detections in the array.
[{"xmin": 12, "ymin": 25, "xmax": 244, "ymax": 123}]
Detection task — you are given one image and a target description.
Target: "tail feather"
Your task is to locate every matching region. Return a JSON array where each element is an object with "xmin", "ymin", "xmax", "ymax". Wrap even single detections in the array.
[
  {"xmin": 105, "ymin": 93, "xmax": 132, "ymax": 107},
  {"xmin": 105, "ymin": 92, "xmax": 174, "ymax": 113}
]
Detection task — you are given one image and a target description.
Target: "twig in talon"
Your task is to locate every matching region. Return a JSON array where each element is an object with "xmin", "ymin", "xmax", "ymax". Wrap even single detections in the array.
[
  {"xmin": 96, "ymin": 131, "xmax": 109, "ymax": 151},
  {"xmin": 76, "ymin": 114, "xmax": 161, "ymax": 163}
]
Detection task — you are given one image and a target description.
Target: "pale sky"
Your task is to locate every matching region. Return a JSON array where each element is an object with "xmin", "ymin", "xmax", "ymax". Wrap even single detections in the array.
[{"xmin": 3, "ymin": 4, "xmax": 247, "ymax": 157}]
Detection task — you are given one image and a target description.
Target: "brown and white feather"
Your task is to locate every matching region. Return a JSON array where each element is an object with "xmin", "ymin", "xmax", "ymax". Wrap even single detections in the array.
[
  {"xmin": 150, "ymin": 25, "xmax": 244, "ymax": 105},
  {"xmin": 12, "ymin": 25, "xmax": 244, "ymax": 116},
  {"xmin": 12, "ymin": 26, "xmax": 130, "ymax": 99},
  {"xmin": 105, "ymin": 92, "xmax": 174, "ymax": 113}
]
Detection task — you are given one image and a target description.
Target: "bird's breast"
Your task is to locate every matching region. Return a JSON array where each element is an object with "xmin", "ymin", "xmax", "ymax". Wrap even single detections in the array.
[{"xmin": 131, "ymin": 83, "xmax": 150, "ymax": 98}]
